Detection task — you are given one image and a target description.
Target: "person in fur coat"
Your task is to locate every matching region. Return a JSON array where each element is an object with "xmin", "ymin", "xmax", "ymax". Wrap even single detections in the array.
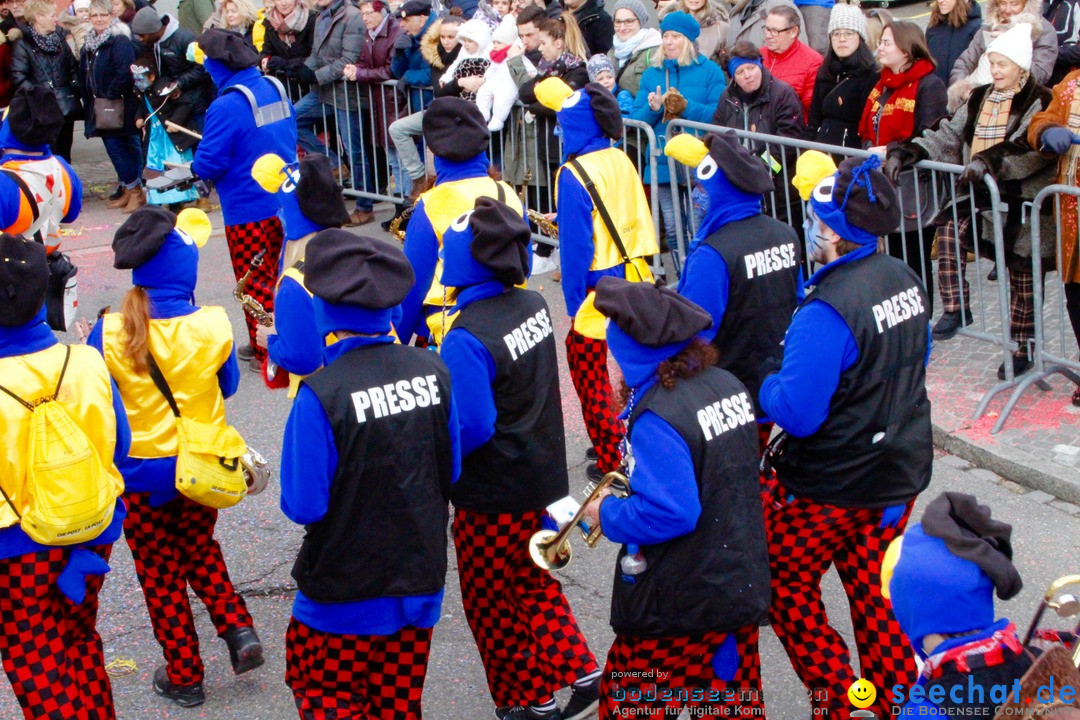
[{"xmin": 948, "ymin": 0, "xmax": 1058, "ymax": 109}]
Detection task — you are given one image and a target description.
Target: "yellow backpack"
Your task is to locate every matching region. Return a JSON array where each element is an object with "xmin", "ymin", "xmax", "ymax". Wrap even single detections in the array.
[
  {"xmin": 0, "ymin": 347, "xmax": 117, "ymax": 545},
  {"xmin": 145, "ymin": 351, "xmax": 248, "ymax": 509}
]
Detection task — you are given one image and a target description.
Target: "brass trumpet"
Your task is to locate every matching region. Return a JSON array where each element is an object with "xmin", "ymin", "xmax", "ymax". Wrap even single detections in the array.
[
  {"xmin": 234, "ymin": 248, "xmax": 273, "ymax": 327},
  {"xmin": 529, "ymin": 471, "xmax": 629, "ymax": 570},
  {"xmin": 1022, "ymin": 574, "xmax": 1080, "ymax": 665}
]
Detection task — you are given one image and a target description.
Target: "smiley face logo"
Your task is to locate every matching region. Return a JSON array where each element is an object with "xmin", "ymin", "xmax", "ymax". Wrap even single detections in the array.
[{"xmin": 848, "ymin": 678, "xmax": 877, "ymax": 709}]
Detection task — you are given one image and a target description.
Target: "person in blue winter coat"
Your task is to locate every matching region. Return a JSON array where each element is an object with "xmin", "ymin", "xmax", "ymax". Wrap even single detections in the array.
[
  {"xmin": 250, "ymin": 151, "xmax": 351, "ymax": 394},
  {"xmin": 280, "ymin": 229, "xmax": 460, "ymax": 720},
  {"xmin": 192, "ymin": 28, "xmax": 297, "ymax": 372},
  {"xmin": 438, "ymin": 197, "xmax": 602, "ymax": 720},
  {"xmin": 391, "ymin": 0, "xmax": 438, "ymax": 113},
  {"xmin": 758, "ymin": 155, "xmax": 933, "ymax": 720},
  {"xmin": 582, "ymin": 277, "xmax": 771, "ymax": 718},
  {"xmin": 666, "ymin": 130, "xmax": 802, "ymax": 452},
  {"xmin": 925, "ymin": 0, "xmax": 982, "ymax": 87},
  {"xmin": 0, "ymin": 233, "xmax": 129, "ymax": 720},
  {"xmin": 631, "ymin": 11, "xmax": 725, "ymax": 261}
]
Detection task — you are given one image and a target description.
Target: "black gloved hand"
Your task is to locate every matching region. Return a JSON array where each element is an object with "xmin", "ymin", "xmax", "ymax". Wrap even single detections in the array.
[
  {"xmin": 883, "ymin": 145, "xmax": 921, "ymax": 184},
  {"xmin": 290, "ymin": 63, "xmax": 318, "ymax": 86},
  {"xmin": 393, "ymin": 32, "xmax": 413, "ymax": 50},
  {"xmin": 758, "ymin": 354, "xmax": 783, "ymax": 383},
  {"xmin": 265, "ymin": 56, "xmax": 286, "ymax": 73},
  {"xmin": 960, "ymin": 155, "xmax": 991, "ymax": 186}
]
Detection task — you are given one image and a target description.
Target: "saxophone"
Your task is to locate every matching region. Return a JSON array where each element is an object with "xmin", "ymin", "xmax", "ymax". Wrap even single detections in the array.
[
  {"xmin": 233, "ymin": 248, "xmax": 273, "ymax": 327},
  {"xmin": 389, "ymin": 202, "xmax": 417, "ymax": 242},
  {"xmin": 527, "ymin": 209, "xmax": 558, "ymax": 240}
]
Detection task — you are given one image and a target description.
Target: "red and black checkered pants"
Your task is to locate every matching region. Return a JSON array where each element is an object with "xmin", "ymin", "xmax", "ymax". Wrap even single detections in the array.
[
  {"xmin": 0, "ymin": 545, "xmax": 115, "ymax": 720},
  {"xmin": 123, "ymin": 491, "xmax": 253, "ymax": 686},
  {"xmin": 936, "ymin": 218, "xmax": 1037, "ymax": 347},
  {"xmin": 452, "ymin": 508, "xmax": 599, "ymax": 707},
  {"xmin": 764, "ymin": 482, "xmax": 917, "ymax": 720},
  {"xmin": 598, "ymin": 626, "xmax": 764, "ymax": 719},
  {"xmin": 285, "ymin": 617, "xmax": 433, "ymax": 720},
  {"xmin": 225, "ymin": 216, "xmax": 283, "ymax": 359},
  {"xmin": 565, "ymin": 326, "xmax": 623, "ymax": 473}
]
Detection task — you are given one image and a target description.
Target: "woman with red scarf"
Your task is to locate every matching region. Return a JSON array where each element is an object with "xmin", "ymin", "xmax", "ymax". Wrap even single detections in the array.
[{"xmin": 859, "ymin": 20, "xmax": 947, "ymax": 307}]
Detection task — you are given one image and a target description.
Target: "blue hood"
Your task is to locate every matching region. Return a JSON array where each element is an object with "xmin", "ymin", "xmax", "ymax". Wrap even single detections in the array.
[
  {"xmin": 440, "ymin": 212, "xmax": 497, "ymax": 287},
  {"xmin": 691, "ymin": 164, "xmax": 762, "ymax": 251},
  {"xmin": 313, "ymin": 298, "xmax": 394, "ymax": 337},
  {"xmin": 204, "ymin": 58, "xmax": 262, "ymax": 91},
  {"xmin": 0, "ymin": 117, "xmax": 49, "ymax": 156},
  {"xmin": 557, "ymin": 90, "xmax": 610, "ymax": 159},
  {"xmin": 132, "ymin": 229, "xmax": 199, "ymax": 297},
  {"xmin": 607, "ymin": 321, "xmax": 693, "ymax": 390}
]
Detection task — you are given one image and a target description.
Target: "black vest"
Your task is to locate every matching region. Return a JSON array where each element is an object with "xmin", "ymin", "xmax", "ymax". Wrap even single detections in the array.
[
  {"xmin": 293, "ymin": 343, "xmax": 454, "ymax": 603},
  {"xmin": 611, "ymin": 367, "xmax": 771, "ymax": 638},
  {"xmin": 775, "ymin": 254, "xmax": 933, "ymax": 507},
  {"xmin": 704, "ymin": 214, "xmax": 801, "ymax": 411},
  {"xmin": 449, "ymin": 289, "xmax": 568, "ymax": 513}
]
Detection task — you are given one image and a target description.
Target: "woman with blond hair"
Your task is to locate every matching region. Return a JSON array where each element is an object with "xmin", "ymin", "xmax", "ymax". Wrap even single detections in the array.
[
  {"xmin": 659, "ymin": 0, "xmax": 729, "ymax": 65},
  {"xmin": 204, "ymin": 0, "xmax": 258, "ymax": 45}
]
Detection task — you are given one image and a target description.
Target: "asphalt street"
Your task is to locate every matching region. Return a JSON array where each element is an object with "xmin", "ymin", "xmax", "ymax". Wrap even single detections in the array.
[{"xmin": 3, "ymin": 183, "xmax": 1078, "ymax": 720}]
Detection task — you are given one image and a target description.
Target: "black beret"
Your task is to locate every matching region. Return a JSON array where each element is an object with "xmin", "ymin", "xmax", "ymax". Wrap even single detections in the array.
[
  {"xmin": 296, "ymin": 154, "xmax": 349, "ymax": 229},
  {"xmin": 583, "ymin": 83, "xmax": 623, "ymax": 141},
  {"xmin": 921, "ymin": 492, "xmax": 1023, "ymax": 601},
  {"xmin": 398, "ymin": 0, "xmax": 431, "ymax": 17},
  {"xmin": 198, "ymin": 29, "xmax": 260, "ymax": 71},
  {"xmin": 833, "ymin": 155, "xmax": 900, "ymax": 237},
  {"xmin": 469, "ymin": 197, "xmax": 531, "ymax": 286},
  {"xmin": 0, "ymin": 233, "xmax": 48, "ymax": 327},
  {"xmin": 593, "ymin": 276, "xmax": 711, "ymax": 346},
  {"xmin": 704, "ymin": 131, "xmax": 774, "ymax": 195},
  {"xmin": 306, "ymin": 230, "xmax": 415, "ymax": 308},
  {"xmin": 112, "ymin": 206, "xmax": 177, "ymax": 270},
  {"xmin": 7, "ymin": 86, "xmax": 64, "ymax": 148},
  {"xmin": 423, "ymin": 97, "xmax": 489, "ymax": 162}
]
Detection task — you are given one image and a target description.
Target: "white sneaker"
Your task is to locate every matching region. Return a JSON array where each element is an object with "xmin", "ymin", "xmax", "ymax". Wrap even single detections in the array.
[{"xmin": 531, "ymin": 254, "xmax": 558, "ymax": 276}]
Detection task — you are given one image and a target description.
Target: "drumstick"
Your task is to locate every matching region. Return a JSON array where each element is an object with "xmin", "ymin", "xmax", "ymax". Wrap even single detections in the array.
[{"xmin": 164, "ymin": 120, "xmax": 203, "ymax": 140}]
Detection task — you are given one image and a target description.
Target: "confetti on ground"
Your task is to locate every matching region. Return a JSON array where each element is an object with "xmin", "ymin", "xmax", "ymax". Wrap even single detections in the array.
[{"xmin": 105, "ymin": 658, "xmax": 138, "ymax": 677}]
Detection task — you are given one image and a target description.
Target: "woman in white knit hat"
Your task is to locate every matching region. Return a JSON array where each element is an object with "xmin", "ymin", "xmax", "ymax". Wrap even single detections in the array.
[
  {"xmin": 439, "ymin": 18, "xmax": 493, "ymax": 101},
  {"xmin": 805, "ymin": 3, "xmax": 879, "ymax": 150},
  {"xmin": 885, "ymin": 22, "xmax": 1057, "ymax": 380}
]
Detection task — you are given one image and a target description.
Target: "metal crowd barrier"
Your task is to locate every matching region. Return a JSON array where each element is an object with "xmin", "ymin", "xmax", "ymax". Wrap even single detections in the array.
[
  {"xmin": 987, "ymin": 185, "xmax": 1080, "ymax": 433},
  {"xmin": 664, "ymin": 119, "xmax": 1024, "ymax": 429}
]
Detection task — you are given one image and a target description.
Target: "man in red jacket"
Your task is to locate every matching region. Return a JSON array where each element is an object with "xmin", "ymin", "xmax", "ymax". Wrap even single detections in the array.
[{"xmin": 759, "ymin": 5, "xmax": 821, "ymax": 120}]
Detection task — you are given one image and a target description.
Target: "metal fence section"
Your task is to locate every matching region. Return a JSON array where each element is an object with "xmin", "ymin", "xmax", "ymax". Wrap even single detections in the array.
[{"xmin": 988, "ymin": 185, "xmax": 1080, "ymax": 433}]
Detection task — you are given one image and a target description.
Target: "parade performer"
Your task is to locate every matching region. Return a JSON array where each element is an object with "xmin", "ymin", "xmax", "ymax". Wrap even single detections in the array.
[
  {"xmin": 583, "ymin": 277, "xmax": 771, "ymax": 719},
  {"xmin": 250, "ymin": 152, "xmax": 350, "ymax": 395},
  {"xmin": 88, "ymin": 206, "xmax": 263, "ymax": 708},
  {"xmin": 439, "ymin": 197, "xmax": 601, "ymax": 720},
  {"xmin": 280, "ymin": 230, "xmax": 460, "ymax": 719},
  {"xmin": 0, "ymin": 86, "xmax": 84, "ymax": 332},
  {"xmin": 192, "ymin": 28, "xmax": 297, "ymax": 371},
  {"xmin": 883, "ymin": 492, "xmax": 1030, "ymax": 718},
  {"xmin": 533, "ymin": 76, "xmax": 656, "ymax": 482},
  {"xmin": 666, "ymin": 130, "xmax": 802, "ymax": 451},
  {"xmin": 759, "ymin": 156, "xmax": 933, "ymax": 720},
  {"xmin": 0, "ymin": 233, "xmax": 127, "ymax": 720},
  {"xmin": 397, "ymin": 96, "xmax": 523, "ymax": 346}
]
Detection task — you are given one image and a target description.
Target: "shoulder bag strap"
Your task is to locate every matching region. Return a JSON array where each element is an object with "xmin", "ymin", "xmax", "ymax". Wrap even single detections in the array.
[
  {"xmin": 568, "ymin": 157, "xmax": 641, "ymax": 278},
  {"xmin": 145, "ymin": 351, "xmax": 182, "ymax": 418}
]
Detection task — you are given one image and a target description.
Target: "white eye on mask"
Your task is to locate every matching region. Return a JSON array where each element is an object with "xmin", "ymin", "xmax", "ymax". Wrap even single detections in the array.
[
  {"xmin": 450, "ymin": 210, "xmax": 473, "ymax": 233},
  {"xmin": 696, "ymin": 155, "xmax": 718, "ymax": 182}
]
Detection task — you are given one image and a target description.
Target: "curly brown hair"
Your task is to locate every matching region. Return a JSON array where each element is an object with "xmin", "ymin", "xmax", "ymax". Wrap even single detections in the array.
[{"xmin": 617, "ymin": 337, "xmax": 719, "ymax": 408}]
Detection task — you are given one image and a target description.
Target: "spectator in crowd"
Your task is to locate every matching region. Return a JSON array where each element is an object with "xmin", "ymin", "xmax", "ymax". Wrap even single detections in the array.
[
  {"xmin": 259, "ymin": 0, "xmax": 316, "ymax": 102},
  {"xmin": 391, "ymin": 0, "xmax": 437, "ymax": 114},
  {"xmin": 712, "ymin": 42, "xmax": 804, "ymax": 224},
  {"xmin": 473, "ymin": 0, "xmax": 509, "ymax": 31},
  {"xmin": 728, "ymin": 0, "xmax": 806, "ymax": 52},
  {"xmin": 343, "ymin": 0, "xmax": 403, "ymax": 200},
  {"xmin": 132, "ymin": 59, "xmax": 199, "ymax": 209},
  {"xmin": 865, "ymin": 6, "xmax": 893, "ymax": 49},
  {"xmin": 289, "ymin": 0, "xmax": 371, "ymax": 225},
  {"xmin": 632, "ymin": 11, "xmax": 725, "ymax": 260},
  {"xmin": 588, "ymin": 52, "xmax": 632, "ymax": 111},
  {"xmin": 792, "ymin": 0, "xmax": 830, "ymax": 55},
  {"xmin": 440, "ymin": 17, "xmax": 491, "ymax": 101},
  {"xmin": 1028, "ymin": 67, "xmax": 1080, "ymax": 406},
  {"xmin": 131, "ymin": 7, "xmax": 212, "ymax": 136},
  {"xmin": 59, "ymin": 0, "xmax": 92, "ymax": 54},
  {"xmin": 178, "ymin": 0, "xmax": 214, "ymax": 34},
  {"xmin": 517, "ymin": 11, "xmax": 589, "ymax": 269},
  {"xmin": 607, "ymin": 0, "xmax": 660, "ymax": 97},
  {"xmin": 886, "ymin": 24, "xmax": 1055, "ymax": 380},
  {"xmin": 81, "ymin": 0, "xmax": 143, "ymax": 212},
  {"xmin": 926, "ymin": 0, "xmax": 982, "ymax": 86},
  {"xmin": 760, "ymin": 5, "xmax": 822, "ymax": 119},
  {"xmin": 565, "ymin": 0, "xmax": 612, "ymax": 54},
  {"xmin": 806, "ymin": 3, "xmax": 878, "ymax": 151},
  {"xmin": 861, "ymin": 20, "xmax": 947, "ymax": 302},
  {"xmin": 12, "ymin": 0, "xmax": 83, "ymax": 162},
  {"xmin": 948, "ymin": 0, "xmax": 1058, "ymax": 108},
  {"xmin": 659, "ymin": 0, "xmax": 728, "ymax": 65},
  {"xmin": 1044, "ymin": 0, "xmax": 1080, "ymax": 83},
  {"xmin": 113, "ymin": 0, "xmax": 143, "ymax": 27},
  {"xmin": 204, "ymin": 0, "xmax": 259, "ymax": 46},
  {"xmin": 0, "ymin": 1, "xmax": 18, "ymax": 110},
  {"xmin": 388, "ymin": 12, "xmax": 461, "ymax": 203},
  {"xmin": 478, "ymin": 16, "xmax": 529, "ymax": 130}
]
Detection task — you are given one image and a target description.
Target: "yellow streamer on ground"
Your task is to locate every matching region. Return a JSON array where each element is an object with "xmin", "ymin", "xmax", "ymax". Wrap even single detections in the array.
[{"xmin": 105, "ymin": 658, "xmax": 138, "ymax": 677}]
